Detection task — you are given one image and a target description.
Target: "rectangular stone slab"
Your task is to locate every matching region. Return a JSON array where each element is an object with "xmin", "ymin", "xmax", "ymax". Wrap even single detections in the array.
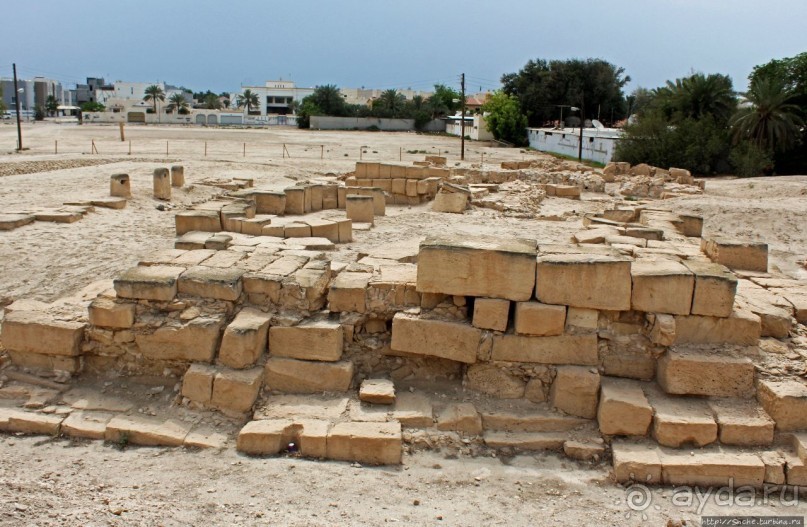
[
  {"xmin": 535, "ymin": 252, "xmax": 632, "ymax": 310},
  {"xmin": 390, "ymin": 313, "xmax": 481, "ymax": 364},
  {"xmin": 114, "ymin": 265, "xmax": 184, "ymax": 301},
  {"xmin": 490, "ymin": 334, "xmax": 598, "ymax": 365},
  {"xmin": 416, "ymin": 236, "xmax": 537, "ymax": 301},
  {"xmin": 1, "ymin": 310, "xmax": 85, "ymax": 356}
]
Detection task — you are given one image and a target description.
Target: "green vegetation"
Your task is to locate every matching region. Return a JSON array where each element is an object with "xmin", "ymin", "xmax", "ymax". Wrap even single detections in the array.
[
  {"xmin": 0, "ymin": 85, "xmax": 7, "ymax": 114},
  {"xmin": 236, "ymin": 89, "xmax": 260, "ymax": 114},
  {"xmin": 167, "ymin": 92, "xmax": 190, "ymax": 114},
  {"xmin": 34, "ymin": 105, "xmax": 45, "ymax": 121},
  {"xmin": 45, "ymin": 95, "xmax": 59, "ymax": 116},
  {"xmin": 202, "ymin": 93, "xmax": 222, "ymax": 110},
  {"xmin": 80, "ymin": 101, "xmax": 105, "ymax": 112},
  {"xmin": 482, "ymin": 91, "xmax": 528, "ymax": 145},
  {"xmin": 143, "ymin": 85, "xmax": 165, "ymax": 114}
]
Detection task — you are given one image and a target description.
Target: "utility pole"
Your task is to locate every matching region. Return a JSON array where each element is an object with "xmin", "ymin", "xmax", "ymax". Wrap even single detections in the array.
[
  {"xmin": 577, "ymin": 103, "xmax": 584, "ymax": 162},
  {"xmin": 460, "ymin": 73, "xmax": 466, "ymax": 161},
  {"xmin": 13, "ymin": 63, "xmax": 22, "ymax": 151}
]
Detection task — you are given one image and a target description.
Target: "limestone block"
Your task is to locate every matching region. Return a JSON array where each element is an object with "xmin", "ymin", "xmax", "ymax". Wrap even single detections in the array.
[
  {"xmin": 88, "ymin": 297, "xmax": 135, "ymax": 329},
  {"xmin": 335, "ymin": 219, "xmax": 353, "ymax": 243},
  {"xmin": 110, "ymin": 173, "xmax": 131, "ymax": 198},
  {"xmin": 6, "ymin": 350, "xmax": 81, "ymax": 373},
  {"xmin": 760, "ymin": 451, "xmax": 786, "ymax": 485},
  {"xmin": 390, "ymin": 313, "xmax": 481, "ymax": 364},
  {"xmin": 1, "ymin": 310, "xmax": 85, "ymax": 356},
  {"xmin": 702, "ymin": 237, "xmax": 768, "ymax": 272},
  {"xmin": 327, "ymin": 421, "xmax": 402, "ymax": 465},
  {"xmin": 269, "ymin": 320, "xmax": 343, "ymax": 362},
  {"xmin": 436, "ymin": 403, "xmax": 482, "ymax": 435},
  {"xmin": 391, "ymin": 392, "xmax": 433, "ymax": 427},
  {"xmin": 483, "ymin": 431, "xmax": 566, "ymax": 451},
  {"xmin": 432, "ymin": 192, "xmax": 467, "ymax": 213},
  {"xmin": 61, "ymin": 411, "xmax": 113, "ymax": 440},
  {"xmin": 211, "ymin": 367, "xmax": 264, "ymax": 414},
  {"xmin": 683, "ymin": 260, "xmax": 737, "ymax": 317},
  {"xmin": 514, "ymin": 302, "xmax": 566, "ymax": 336},
  {"xmin": 417, "ymin": 236, "xmax": 537, "ymax": 301},
  {"xmin": 535, "ymin": 253, "xmax": 632, "ymax": 311},
  {"xmin": 490, "ymin": 334, "xmax": 598, "ymax": 365},
  {"xmin": 758, "ymin": 379, "xmax": 807, "ymax": 431},
  {"xmin": 105, "ymin": 415, "xmax": 190, "ymax": 447},
  {"xmin": 135, "ymin": 314, "xmax": 225, "ymax": 362},
  {"xmin": 673, "ymin": 305, "xmax": 761, "ymax": 346},
  {"xmin": 264, "ymin": 357, "xmax": 354, "ymax": 393},
  {"xmin": 611, "ymin": 442, "xmax": 662, "ymax": 484},
  {"xmin": 660, "ymin": 451, "xmax": 765, "ymax": 488},
  {"xmin": 346, "ymin": 195, "xmax": 374, "ymax": 224},
  {"xmin": 550, "ymin": 366, "xmax": 600, "ymax": 419},
  {"xmin": 308, "ymin": 184, "xmax": 323, "ymax": 212},
  {"xmin": 252, "ymin": 191, "xmax": 287, "ymax": 215},
  {"xmin": 737, "ymin": 281, "xmax": 794, "ymax": 338},
  {"xmin": 651, "ymin": 395, "xmax": 717, "ymax": 448},
  {"xmin": 181, "ymin": 363, "xmax": 216, "ymax": 404},
  {"xmin": 630, "ymin": 259, "xmax": 694, "ymax": 315},
  {"xmin": 241, "ymin": 216, "xmax": 274, "ymax": 236},
  {"xmin": 175, "ymin": 210, "xmax": 222, "ymax": 235},
  {"xmin": 359, "ymin": 378, "xmax": 396, "ymax": 405},
  {"xmin": 170, "ymin": 165, "xmax": 184, "ymax": 187},
  {"xmin": 284, "ymin": 187, "xmax": 305, "ymax": 215},
  {"xmin": 177, "ymin": 266, "xmax": 244, "ymax": 301},
  {"xmin": 322, "ymin": 185, "xmax": 339, "ymax": 209},
  {"xmin": 657, "ymin": 349, "xmax": 754, "ymax": 398},
  {"xmin": 34, "ymin": 211, "xmax": 82, "ymax": 223},
  {"xmin": 647, "ymin": 313, "xmax": 675, "ymax": 346},
  {"xmin": 205, "ymin": 233, "xmax": 232, "ymax": 251},
  {"xmin": 153, "ymin": 168, "xmax": 171, "ymax": 200},
  {"xmin": 472, "ymin": 298, "xmax": 510, "ymax": 332},
  {"xmin": 328, "ymin": 272, "xmax": 371, "ymax": 313},
  {"xmin": 597, "ymin": 378, "xmax": 653, "ymax": 436},
  {"xmin": 565, "ymin": 308, "xmax": 599, "ymax": 332},
  {"xmin": 218, "ymin": 308, "xmax": 272, "ymax": 369},
  {"xmin": 236, "ymin": 419, "xmax": 296, "ymax": 455},
  {"xmin": 553, "ymin": 185, "xmax": 581, "ymax": 199},
  {"xmin": 708, "ymin": 399, "xmax": 774, "ymax": 446},
  {"xmin": 307, "ymin": 220, "xmax": 340, "ymax": 243},
  {"xmin": 4, "ymin": 411, "xmax": 63, "ymax": 435},
  {"xmin": 466, "ymin": 364, "xmax": 525, "ymax": 398}
]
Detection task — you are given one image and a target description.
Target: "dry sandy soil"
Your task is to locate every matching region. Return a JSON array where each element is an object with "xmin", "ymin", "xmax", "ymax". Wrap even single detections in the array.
[{"xmin": 1, "ymin": 122, "xmax": 806, "ymax": 526}]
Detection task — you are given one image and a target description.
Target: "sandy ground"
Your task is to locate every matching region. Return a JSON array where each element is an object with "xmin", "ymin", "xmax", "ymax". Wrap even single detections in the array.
[{"xmin": 1, "ymin": 123, "xmax": 807, "ymax": 525}]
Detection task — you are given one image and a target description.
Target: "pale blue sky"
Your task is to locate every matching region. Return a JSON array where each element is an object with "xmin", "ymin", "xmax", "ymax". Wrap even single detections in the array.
[{"xmin": 4, "ymin": 0, "xmax": 805, "ymax": 95}]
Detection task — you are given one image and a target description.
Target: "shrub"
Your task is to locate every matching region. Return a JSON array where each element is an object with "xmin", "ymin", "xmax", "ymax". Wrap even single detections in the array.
[{"xmin": 729, "ymin": 140, "xmax": 773, "ymax": 177}]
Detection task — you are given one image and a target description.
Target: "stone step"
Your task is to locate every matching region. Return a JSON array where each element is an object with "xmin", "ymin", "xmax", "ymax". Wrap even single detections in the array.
[
  {"xmin": 612, "ymin": 441, "xmax": 772, "ymax": 488},
  {"xmin": 478, "ymin": 400, "xmax": 590, "ymax": 433},
  {"xmin": 657, "ymin": 349, "xmax": 755, "ymax": 398},
  {"xmin": 645, "ymin": 387, "xmax": 717, "ymax": 448},
  {"xmin": 758, "ymin": 378, "xmax": 807, "ymax": 432},
  {"xmin": 483, "ymin": 431, "xmax": 567, "ymax": 451}
]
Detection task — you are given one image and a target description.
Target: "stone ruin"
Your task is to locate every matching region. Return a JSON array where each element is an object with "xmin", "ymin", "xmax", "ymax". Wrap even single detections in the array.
[{"xmin": 2, "ymin": 156, "xmax": 807, "ymax": 490}]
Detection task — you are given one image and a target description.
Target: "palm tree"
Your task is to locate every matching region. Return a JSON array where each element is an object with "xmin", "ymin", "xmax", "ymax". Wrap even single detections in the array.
[
  {"xmin": 653, "ymin": 73, "xmax": 735, "ymax": 123},
  {"xmin": 730, "ymin": 76, "xmax": 805, "ymax": 153},
  {"xmin": 45, "ymin": 95, "xmax": 59, "ymax": 116},
  {"xmin": 377, "ymin": 89, "xmax": 406, "ymax": 117},
  {"xmin": 143, "ymin": 85, "xmax": 165, "ymax": 113},
  {"xmin": 236, "ymin": 89, "xmax": 260, "ymax": 114},
  {"xmin": 167, "ymin": 92, "xmax": 189, "ymax": 114},
  {"xmin": 203, "ymin": 93, "xmax": 222, "ymax": 110}
]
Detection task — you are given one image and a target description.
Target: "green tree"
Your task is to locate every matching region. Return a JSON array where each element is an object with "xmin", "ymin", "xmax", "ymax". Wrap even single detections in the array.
[
  {"xmin": 626, "ymin": 87, "xmax": 653, "ymax": 118},
  {"xmin": 45, "ymin": 95, "xmax": 59, "ymax": 116},
  {"xmin": 167, "ymin": 92, "xmax": 190, "ymax": 114},
  {"xmin": 0, "ymin": 85, "xmax": 8, "ymax": 114},
  {"xmin": 730, "ymin": 76, "xmax": 804, "ymax": 153},
  {"xmin": 482, "ymin": 91, "xmax": 528, "ymax": 145},
  {"xmin": 236, "ymin": 89, "xmax": 260, "ymax": 114},
  {"xmin": 429, "ymin": 84, "xmax": 461, "ymax": 117},
  {"xmin": 143, "ymin": 85, "xmax": 166, "ymax": 114},
  {"xmin": 373, "ymin": 89, "xmax": 406, "ymax": 117},
  {"xmin": 729, "ymin": 140, "xmax": 774, "ymax": 177},
  {"xmin": 308, "ymin": 84, "xmax": 348, "ymax": 116},
  {"xmin": 203, "ymin": 93, "xmax": 222, "ymax": 110},
  {"xmin": 502, "ymin": 58, "xmax": 630, "ymax": 127},
  {"xmin": 80, "ymin": 101, "xmax": 105, "ymax": 112},
  {"xmin": 34, "ymin": 105, "xmax": 45, "ymax": 121},
  {"xmin": 651, "ymin": 72, "xmax": 735, "ymax": 124}
]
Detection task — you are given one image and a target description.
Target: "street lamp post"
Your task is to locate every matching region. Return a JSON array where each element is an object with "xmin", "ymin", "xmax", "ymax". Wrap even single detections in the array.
[{"xmin": 13, "ymin": 63, "xmax": 23, "ymax": 151}]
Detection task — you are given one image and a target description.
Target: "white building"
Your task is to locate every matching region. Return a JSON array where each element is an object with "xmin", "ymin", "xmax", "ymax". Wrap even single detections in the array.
[
  {"xmin": 527, "ymin": 122, "xmax": 623, "ymax": 164},
  {"xmin": 236, "ymin": 80, "xmax": 314, "ymax": 116},
  {"xmin": 444, "ymin": 114, "xmax": 494, "ymax": 141}
]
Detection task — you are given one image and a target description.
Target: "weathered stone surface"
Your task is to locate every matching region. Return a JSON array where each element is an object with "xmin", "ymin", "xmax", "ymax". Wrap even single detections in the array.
[
  {"xmin": 612, "ymin": 442, "xmax": 662, "ymax": 484},
  {"xmin": 392, "ymin": 392, "xmax": 434, "ymax": 428},
  {"xmin": 702, "ymin": 237, "xmax": 768, "ymax": 272},
  {"xmin": 480, "ymin": 405, "xmax": 589, "ymax": 433},
  {"xmin": 565, "ymin": 308, "xmax": 599, "ymax": 332},
  {"xmin": 490, "ymin": 334, "xmax": 598, "ymax": 365},
  {"xmin": 630, "ymin": 259, "xmax": 694, "ymax": 315},
  {"xmin": 483, "ymin": 431, "xmax": 566, "ymax": 450},
  {"xmin": 758, "ymin": 379, "xmax": 807, "ymax": 431},
  {"xmin": 253, "ymin": 191, "xmax": 287, "ymax": 215},
  {"xmin": 472, "ymin": 298, "xmax": 510, "ymax": 332},
  {"xmin": 597, "ymin": 378, "xmax": 653, "ymax": 436},
  {"xmin": 436, "ymin": 403, "xmax": 482, "ymax": 435},
  {"xmin": 175, "ymin": 210, "xmax": 221, "ymax": 235},
  {"xmin": 181, "ymin": 363, "xmax": 216, "ymax": 404},
  {"xmin": 760, "ymin": 451, "xmax": 786, "ymax": 485},
  {"xmin": 535, "ymin": 253, "xmax": 632, "ymax": 310},
  {"xmin": 2, "ymin": 410, "xmax": 63, "ymax": 435},
  {"xmin": 61, "ymin": 411, "xmax": 113, "ymax": 440},
  {"xmin": 737, "ymin": 281, "xmax": 794, "ymax": 338},
  {"xmin": 708, "ymin": 399, "xmax": 774, "ymax": 446},
  {"xmin": 177, "ymin": 266, "xmax": 244, "ymax": 301},
  {"xmin": 657, "ymin": 349, "xmax": 755, "ymax": 398},
  {"xmin": 6, "ymin": 350, "xmax": 81, "ymax": 372},
  {"xmin": 326, "ymin": 421, "xmax": 402, "ymax": 465},
  {"xmin": 1, "ymin": 310, "xmax": 85, "ymax": 356},
  {"xmin": 651, "ymin": 395, "xmax": 717, "ymax": 448},
  {"xmin": 359, "ymin": 378, "xmax": 396, "ymax": 405},
  {"xmin": 328, "ymin": 272, "xmax": 371, "ymax": 313},
  {"xmin": 236, "ymin": 419, "xmax": 296, "ymax": 455},
  {"xmin": 114, "ymin": 265, "xmax": 184, "ymax": 301},
  {"xmin": 466, "ymin": 364, "xmax": 526, "ymax": 398},
  {"xmin": 683, "ymin": 260, "xmax": 737, "ymax": 317},
  {"xmin": 390, "ymin": 313, "xmax": 481, "ymax": 364},
  {"xmin": 550, "ymin": 366, "xmax": 600, "ymax": 419},
  {"xmin": 136, "ymin": 315, "xmax": 225, "ymax": 362},
  {"xmin": 264, "ymin": 357, "xmax": 354, "ymax": 393},
  {"xmin": 269, "ymin": 320, "xmax": 343, "ymax": 362},
  {"xmin": 563, "ymin": 440, "xmax": 605, "ymax": 461},
  {"xmin": 88, "ymin": 297, "xmax": 135, "ymax": 329},
  {"xmin": 432, "ymin": 192, "xmax": 468, "ymax": 213},
  {"xmin": 673, "ymin": 305, "xmax": 761, "ymax": 346},
  {"xmin": 416, "ymin": 236, "xmax": 537, "ymax": 301},
  {"xmin": 514, "ymin": 302, "xmax": 566, "ymax": 336},
  {"xmin": 218, "ymin": 308, "xmax": 272, "ymax": 369},
  {"xmin": 346, "ymin": 195, "xmax": 374, "ymax": 224},
  {"xmin": 105, "ymin": 415, "xmax": 191, "ymax": 447},
  {"xmin": 660, "ymin": 450, "xmax": 765, "ymax": 488},
  {"xmin": 0, "ymin": 213, "xmax": 35, "ymax": 231},
  {"xmin": 211, "ymin": 367, "xmax": 264, "ymax": 414}
]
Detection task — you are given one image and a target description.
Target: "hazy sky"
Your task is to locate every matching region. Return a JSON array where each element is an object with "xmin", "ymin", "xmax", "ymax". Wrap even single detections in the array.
[{"xmin": 4, "ymin": 0, "xmax": 805, "ymax": 95}]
